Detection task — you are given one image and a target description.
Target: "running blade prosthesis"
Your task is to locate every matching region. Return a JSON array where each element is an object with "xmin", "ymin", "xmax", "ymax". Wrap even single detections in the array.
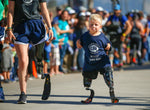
[{"xmin": 81, "ymin": 88, "xmax": 94, "ymax": 104}]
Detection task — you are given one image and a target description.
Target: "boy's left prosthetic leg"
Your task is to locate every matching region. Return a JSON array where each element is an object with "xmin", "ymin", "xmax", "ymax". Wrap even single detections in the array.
[
  {"xmin": 81, "ymin": 77, "xmax": 95, "ymax": 104},
  {"xmin": 102, "ymin": 67, "xmax": 119, "ymax": 103}
]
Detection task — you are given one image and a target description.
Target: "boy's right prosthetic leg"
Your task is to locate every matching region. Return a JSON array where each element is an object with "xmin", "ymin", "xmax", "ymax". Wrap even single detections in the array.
[
  {"xmin": 102, "ymin": 67, "xmax": 119, "ymax": 103},
  {"xmin": 81, "ymin": 77, "xmax": 95, "ymax": 104}
]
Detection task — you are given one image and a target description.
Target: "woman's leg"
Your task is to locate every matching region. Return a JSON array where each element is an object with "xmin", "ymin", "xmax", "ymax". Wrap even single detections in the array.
[{"xmin": 15, "ymin": 44, "xmax": 29, "ymax": 94}]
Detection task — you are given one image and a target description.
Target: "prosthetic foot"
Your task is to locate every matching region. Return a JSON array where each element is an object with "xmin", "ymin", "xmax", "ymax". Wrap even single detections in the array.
[
  {"xmin": 109, "ymin": 89, "xmax": 119, "ymax": 103},
  {"xmin": 81, "ymin": 87, "xmax": 95, "ymax": 104}
]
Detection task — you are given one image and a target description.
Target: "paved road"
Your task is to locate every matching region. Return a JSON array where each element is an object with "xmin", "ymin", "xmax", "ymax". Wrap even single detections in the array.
[{"xmin": 1, "ymin": 64, "xmax": 150, "ymax": 110}]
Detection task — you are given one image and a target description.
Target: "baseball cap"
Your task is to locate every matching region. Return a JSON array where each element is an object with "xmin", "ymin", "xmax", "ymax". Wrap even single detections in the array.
[
  {"xmin": 79, "ymin": 6, "xmax": 87, "ymax": 12},
  {"xmin": 96, "ymin": 6, "xmax": 104, "ymax": 12},
  {"xmin": 85, "ymin": 11, "xmax": 91, "ymax": 16},
  {"xmin": 114, "ymin": 4, "xmax": 121, "ymax": 10},
  {"xmin": 79, "ymin": 12, "xmax": 86, "ymax": 17},
  {"xmin": 69, "ymin": 9, "xmax": 76, "ymax": 15},
  {"xmin": 56, "ymin": 6, "xmax": 62, "ymax": 11}
]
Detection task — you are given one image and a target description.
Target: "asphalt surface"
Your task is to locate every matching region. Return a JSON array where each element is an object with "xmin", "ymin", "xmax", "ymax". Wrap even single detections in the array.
[{"xmin": 1, "ymin": 63, "xmax": 150, "ymax": 110}]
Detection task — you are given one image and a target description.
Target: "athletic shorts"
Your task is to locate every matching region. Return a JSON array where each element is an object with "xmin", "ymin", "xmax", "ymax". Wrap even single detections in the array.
[
  {"xmin": 50, "ymin": 46, "xmax": 60, "ymax": 66},
  {"xmin": 142, "ymin": 40, "xmax": 148, "ymax": 50},
  {"xmin": 82, "ymin": 66, "xmax": 112, "ymax": 79},
  {"xmin": 0, "ymin": 26, "xmax": 5, "ymax": 41},
  {"xmin": 44, "ymin": 50, "xmax": 50, "ymax": 63},
  {"xmin": 13, "ymin": 19, "xmax": 48, "ymax": 45}
]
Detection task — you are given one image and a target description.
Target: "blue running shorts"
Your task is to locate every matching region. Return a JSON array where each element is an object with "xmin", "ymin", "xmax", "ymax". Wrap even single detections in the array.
[{"xmin": 13, "ymin": 19, "xmax": 48, "ymax": 45}]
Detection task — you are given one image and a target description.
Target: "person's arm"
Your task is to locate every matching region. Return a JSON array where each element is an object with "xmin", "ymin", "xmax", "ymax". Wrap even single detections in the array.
[
  {"xmin": 55, "ymin": 24, "xmax": 73, "ymax": 34},
  {"xmin": 136, "ymin": 21, "xmax": 144, "ymax": 36},
  {"xmin": 105, "ymin": 43, "xmax": 111, "ymax": 51},
  {"xmin": 123, "ymin": 20, "xmax": 132, "ymax": 35},
  {"xmin": 121, "ymin": 20, "xmax": 132, "ymax": 42},
  {"xmin": 76, "ymin": 39, "xmax": 82, "ymax": 49},
  {"xmin": 40, "ymin": 2, "xmax": 53, "ymax": 40},
  {"xmin": 105, "ymin": 15, "xmax": 112, "ymax": 26},
  {"xmin": 7, "ymin": 1, "xmax": 16, "ymax": 42},
  {"xmin": 145, "ymin": 23, "xmax": 149, "ymax": 37},
  {"xmin": 76, "ymin": 34, "xmax": 83, "ymax": 49}
]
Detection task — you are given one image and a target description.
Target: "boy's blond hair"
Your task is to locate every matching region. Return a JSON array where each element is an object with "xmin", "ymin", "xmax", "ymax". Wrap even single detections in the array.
[{"xmin": 89, "ymin": 14, "xmax": 102, "ymax": 25}]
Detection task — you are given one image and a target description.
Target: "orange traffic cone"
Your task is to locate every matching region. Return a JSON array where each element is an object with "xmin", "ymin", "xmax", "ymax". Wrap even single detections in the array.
[{"xmin": 32, "ymin": 61, "xmax": 38, "ymax": 78}]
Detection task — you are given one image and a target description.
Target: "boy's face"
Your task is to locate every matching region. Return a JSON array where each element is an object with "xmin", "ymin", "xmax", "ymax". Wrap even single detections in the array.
[{"xmin": 89, "ymin": 20, "xmax": 102, "ymax": 34}]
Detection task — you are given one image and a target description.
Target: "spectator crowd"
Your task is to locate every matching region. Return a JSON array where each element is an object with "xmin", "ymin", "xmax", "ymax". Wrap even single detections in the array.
[{"xmin": 0, "ymin": 2, "xmax": 150, "ymax": 84}]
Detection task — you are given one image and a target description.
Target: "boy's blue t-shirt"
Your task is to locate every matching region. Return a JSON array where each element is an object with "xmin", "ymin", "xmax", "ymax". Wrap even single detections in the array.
[
  {"xmin": 58, "ymin": 20, "xmax": 70, "ymax": 44},
  {"xmin": 80, "ymin": 32, "xmax": 111, "ymax": 72},
  {"xmin": 52, "ymin": 27, "xmax": 59, "ymax": 47}
]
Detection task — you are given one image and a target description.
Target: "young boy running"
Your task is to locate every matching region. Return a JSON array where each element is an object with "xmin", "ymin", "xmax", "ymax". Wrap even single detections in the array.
[{"xmin": 76, "ymin": 14, "xmax": 119, "ymax": 103}]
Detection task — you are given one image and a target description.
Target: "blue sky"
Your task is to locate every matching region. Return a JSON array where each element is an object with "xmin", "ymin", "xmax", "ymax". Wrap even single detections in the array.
[{"xmin": 49, "ymin": 0, "xmax": 150, "ymax": 15}]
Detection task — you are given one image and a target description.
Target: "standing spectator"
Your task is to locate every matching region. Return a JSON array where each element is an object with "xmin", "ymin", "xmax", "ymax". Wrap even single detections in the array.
[
  {"xmin": 0, "ymin": 19, "xmax": 5, "ymax": 75},
  {"xmin": 129, "ymin": 13, "xmax": 144, "ymax": 64},
  {"xmin": 53, "ymin": 6, "xmax": 62, "ymax": 22},
  {"xmin": 73, "ymin": 12, "xmax": 87, "ymax": 71},
  {"xmin": 68, "ymin": 9, "xmax": 78, "ymax": 29},
  {"xmin": 0, "ymin": 0, "xmax": 8, "ymax": 20},
  {"xmin": 105, "ymin": 4, "xmax": 131, "ymax": 69},
  {"xmin": 43, "ymin": 34, "xmax": 51, "ymax": 77},
  {"xmin": 57, "ymin": 10, "xmax": 73, "ymax": 73},
  {"xmin": 96, "ymin": 6, "xmax": 105, "ymax": 25},
  {"xmin": 147, "ymin": 15, "xmax": 150, "ymax": 61},
  {"xmin": 1, "ymin": 37, "xmax": 13, "ymax": 83},
  {"xmin": 7, "ymin": 0, "xmax": 53, "ymax": 104},
  {"xmin": 139, "ymin": 11, "xmax": 149, "ymax": 63},
  {"xmin": 50, "ymin": 20, "xmax": 64, "ymax": 75},
  {"xmin": 85, "ymin": 11, "xmax": 91, "ymax": 30},
  {"xmin": 0, "ymin": 0, "xmax": 8, "ymax": 102}
]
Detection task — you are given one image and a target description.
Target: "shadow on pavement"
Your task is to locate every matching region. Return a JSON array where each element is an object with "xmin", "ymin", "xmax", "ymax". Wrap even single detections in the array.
[
  {"xmin": 3, "ymin": 94, "xmax": 150, "ymax": 107},
  {"xmin": 114, "ymin": 63, "xmax": 150, "ymax": 71}
]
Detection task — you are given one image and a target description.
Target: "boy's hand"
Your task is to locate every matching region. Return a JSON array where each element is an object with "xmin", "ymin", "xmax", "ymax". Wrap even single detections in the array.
[
  {"xmin": 105, "ymin": 43, "xmax": 111, "ymax": 50},
  {"xmin": 76, "ymin": 39, "xmax": 82, "ymax": 49}
]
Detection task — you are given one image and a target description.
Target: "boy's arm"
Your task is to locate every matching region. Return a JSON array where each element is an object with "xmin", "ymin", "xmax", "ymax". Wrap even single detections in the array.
[
  {"xmin": 105, "ymin": 43, "xmax": 111, "ymax": 51},
  {"xmin": 76, "ymin": 39, "xmax": 82, "ymax": 49},
  {"xmin": 103, "ymin": 34, "xmax": 112, "ymax": 51}
]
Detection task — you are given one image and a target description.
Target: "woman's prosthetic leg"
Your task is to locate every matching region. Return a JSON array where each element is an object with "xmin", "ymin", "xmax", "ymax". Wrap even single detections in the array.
[
  {"xmin": 35, "ymin": 42, "xmax": 45, "ymax": 79},
  {"xmin": 81, "ymin": 77, "xmax": 95, "ymax": 104},
  {"xmin": 102, "ymin": 67, "xmax": 119, "ymax": 103}
]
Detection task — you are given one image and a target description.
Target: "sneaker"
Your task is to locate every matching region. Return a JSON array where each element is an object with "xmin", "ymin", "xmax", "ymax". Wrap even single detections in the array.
[
  {"xmin": 17, "ymin": 92, "xmax": 27, "ymax": 104},
  {"xmin": 0, "ymin": 87, "xmax": 5, "ymax": 102},
  {"xmin": 3, "ymin": 79, "xmax": 9, "ymax": 83}
]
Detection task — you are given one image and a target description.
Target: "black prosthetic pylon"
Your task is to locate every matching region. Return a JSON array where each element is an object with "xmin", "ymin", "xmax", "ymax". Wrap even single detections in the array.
[
  {"xmin": 109, "ymin": 88, "xmax": 119, "ymax": 103},
  {"xmin": 81, "ymin": 88, "xmax": 95, "ymax": 104}
]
